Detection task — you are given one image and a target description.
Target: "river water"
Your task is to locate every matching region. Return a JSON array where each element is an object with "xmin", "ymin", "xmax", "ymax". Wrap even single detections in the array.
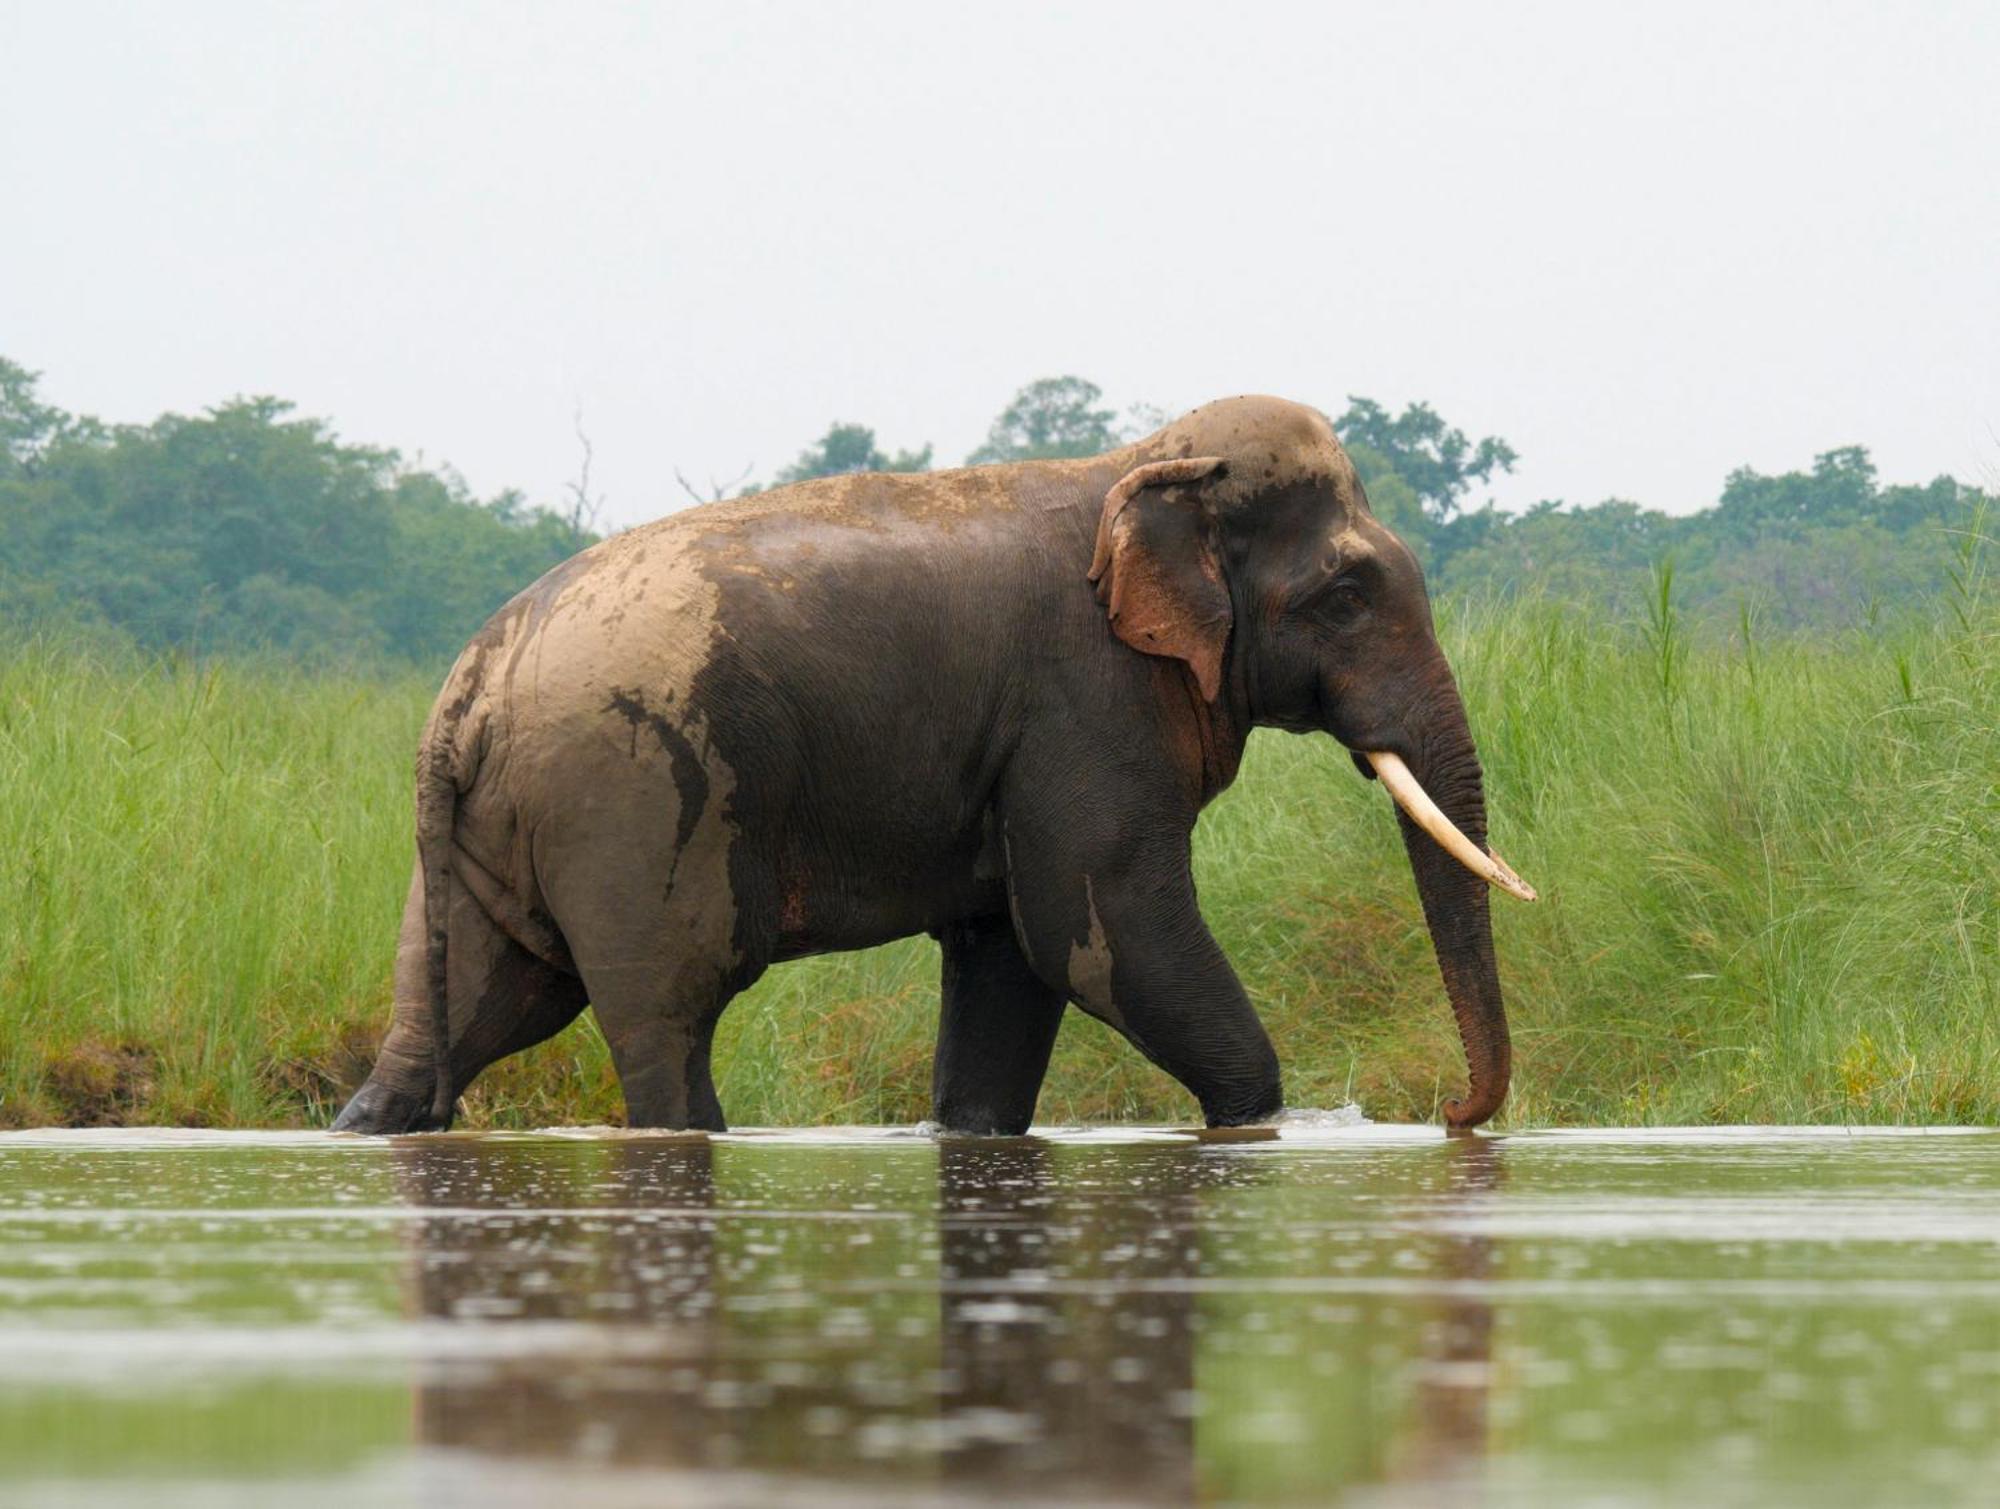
[{"xmin": 0, "ymin": 1122, "xmax": 1995, "ymax": 1506}]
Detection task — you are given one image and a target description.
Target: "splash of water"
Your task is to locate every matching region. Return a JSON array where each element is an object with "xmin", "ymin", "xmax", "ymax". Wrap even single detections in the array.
[{"xmin": 1272, "ymin": 1104, "xmax": 1371, "ymax": 1129}]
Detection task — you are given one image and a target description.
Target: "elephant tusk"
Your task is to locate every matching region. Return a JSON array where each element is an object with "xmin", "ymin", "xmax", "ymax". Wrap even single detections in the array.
[{"xmin": 1365, "ymin": 751, "xmax": 1539, "ymax": 902}]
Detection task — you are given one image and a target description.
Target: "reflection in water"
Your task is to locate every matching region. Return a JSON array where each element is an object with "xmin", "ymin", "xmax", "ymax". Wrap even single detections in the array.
[
  {"xmin": 395, "ymin": 1139, "xmax": 722, "ymax": 1469},
  {"xmin": 389, "ymin": 1136, "xmax": 1504, "ymax": 1502},
  {"xmin": 10, "ymin": 1127, "xmax": 2000, "ymax": 1504},
  {"xmin": 935, "ymin": 1139, "xmax": 1198, "ymax": 1501},
  {"xmin": 392, "ymin": 1138, "xmax": 1246, "ymax": 1496},
  {"xmin": 1386, "ymin": 1134, "xmax": 1500, "ymax": 1494}
]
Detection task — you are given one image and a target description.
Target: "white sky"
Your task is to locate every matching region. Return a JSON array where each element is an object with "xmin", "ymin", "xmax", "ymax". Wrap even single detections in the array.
[{"xmin": 4, "ymin": 1, "xmax": 1996, "ymax": 528}]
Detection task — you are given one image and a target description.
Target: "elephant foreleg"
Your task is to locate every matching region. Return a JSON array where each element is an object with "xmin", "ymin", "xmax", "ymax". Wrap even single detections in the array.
[
  {"xmin": 932, "ymin": 915, "xmax": 1068, "ymax": 1135},
  {"xmin": 996, "ymin": 767, "xmax": 1284, "ymax": 1128}
]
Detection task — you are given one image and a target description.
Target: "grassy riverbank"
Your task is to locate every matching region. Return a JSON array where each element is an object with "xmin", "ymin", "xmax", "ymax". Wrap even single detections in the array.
[{"xmin": 2, "ymin": 587, "xmax": 1994, "ymax": 1130}]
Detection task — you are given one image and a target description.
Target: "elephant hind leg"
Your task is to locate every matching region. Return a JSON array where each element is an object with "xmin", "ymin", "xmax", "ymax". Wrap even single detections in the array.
[
  {"xmin": 552, "ymin": 883, "xmax": 758, "ymax": 1132},
  {"xmin": 333, "ymin": 863, "xmax": 589, "ymax": 1133},
  {"xmin": 583, "ymin": 954, "xmax": 749, "ymax": 1132},
  {"xmin": 536, "ymin": 776, "xmax": 767, "ymax": 1131}
]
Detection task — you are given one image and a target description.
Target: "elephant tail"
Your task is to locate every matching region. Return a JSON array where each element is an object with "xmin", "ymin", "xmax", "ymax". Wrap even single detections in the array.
[{"xmin": 416, "ymin": 730, "xmax": 460, "ymax": 1128}]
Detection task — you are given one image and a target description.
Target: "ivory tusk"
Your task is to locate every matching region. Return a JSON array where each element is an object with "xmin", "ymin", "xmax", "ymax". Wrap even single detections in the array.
[{"xmin": 1365, "ymin": 751, "xmax": 1539, "ymax": 902}]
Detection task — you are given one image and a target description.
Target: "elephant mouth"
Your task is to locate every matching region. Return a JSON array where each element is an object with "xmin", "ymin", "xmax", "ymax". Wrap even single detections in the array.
[{"xmin": 1363, "ymin": 751, "xmax": 1539, "ymax": 903}]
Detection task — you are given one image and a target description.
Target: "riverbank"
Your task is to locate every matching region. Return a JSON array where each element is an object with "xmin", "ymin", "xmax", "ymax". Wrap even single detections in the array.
[{"xmin": 2, "ymin": 589, "xmax": 1993, "ymax": 1129}]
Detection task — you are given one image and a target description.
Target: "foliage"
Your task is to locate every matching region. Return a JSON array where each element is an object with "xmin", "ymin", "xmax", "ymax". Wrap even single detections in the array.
[
  {"xmin": 0, "ymin": 358, "xmax": 72, "ymax": 477},
  {"xmin": 1333, "ymin": 396, "xmax": 1518, "ymax": 537},
  {"xmin": 6, "ymin": 355, "xmax": 1992, "ymax": 1129},
  {"xmin": 1427, "ymin": 449, "xmax": 1986, "ymax": 633},
  {"xmin": 0, "ymin": 364, "xmax": 592, "ymax": 666},
  {"xmin": 8, "ymin": 355, "xmax": 1988, "ymax": 666},
  {"xmin": 967, "ymin": 376, "xmax": 1124, "ymax": 464},
  {"xmin": 2, "ymin": 575, "xmax": 1993, "ymax": 1128},
  {"xmin": 1308, "ymin": 395, "xmax": 1990, "ymax": 633},
  {"xmin": 775, "ymin": 422, "xmax": 931, "ymax": 483}
]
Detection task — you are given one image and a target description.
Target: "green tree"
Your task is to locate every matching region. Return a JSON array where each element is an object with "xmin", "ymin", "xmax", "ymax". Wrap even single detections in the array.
[
  {"xmin": 1713, "ymin": 446, "xmax": 1878, "ymax": 533},
  {"xmin": 0, "ymin": 359, "xmax": 70, "ymax": 478},
  {"xmin": 6, "ymin": 352, "xmax": 1991, "ymax": 658},
  {"xmin": 1435, "ymin": 498, "xmax": 1676, "ymax": 603},
  {"xmin": 776, "ymin": 422, "xmax": 932, "ymax": 483},
  {"xmin": 969, "ymin": 376, "xmax": 1122, "ymax": 464},
  {"xmin": 1335, "ymin": 397, "xmax": 1517, "ymax": 526},
  {"xmin": 0, "ymin": 355, "xmax": 596, "ymax": 664}
]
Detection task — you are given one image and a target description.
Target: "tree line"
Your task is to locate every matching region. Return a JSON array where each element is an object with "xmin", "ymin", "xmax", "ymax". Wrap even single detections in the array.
[
  {"xmin": 1, "ymin": 358, "xmax": 1986, "ymax": 668},
  {"xmin": 779, "ymin": 379, "xmax": 1988, "ymax": 635},
  {"xmin": 0, "ymin": 359, "xmax": 592, "ymax": 665}
]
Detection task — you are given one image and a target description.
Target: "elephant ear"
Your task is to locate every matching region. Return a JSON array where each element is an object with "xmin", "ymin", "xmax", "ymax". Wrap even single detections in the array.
[{"xmin": 1087, "ymin": 456, "xmax": 1230, "ymax": 701}]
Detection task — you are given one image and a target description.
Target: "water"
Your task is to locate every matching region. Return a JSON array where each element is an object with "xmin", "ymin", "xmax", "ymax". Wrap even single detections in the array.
[{"xmin": 1, "ymin": 1123, "xmax": 1996, "ymax": 1506}]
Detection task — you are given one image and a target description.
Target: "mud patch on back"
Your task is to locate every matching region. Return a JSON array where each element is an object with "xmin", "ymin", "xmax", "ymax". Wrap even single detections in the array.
[{"xmin": 604, "ymin": 687, "xmax": 711, "ymax": 862}]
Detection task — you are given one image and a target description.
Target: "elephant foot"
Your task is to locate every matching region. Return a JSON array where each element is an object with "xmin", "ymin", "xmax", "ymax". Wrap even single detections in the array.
[
  {"xmin": 1199, "ymin": 1077, "xmax": 1285, "ymax": 1129},
  {"xmin": 330, "ymin": 1076, "xmax": 452, "ymax": 1134},
  {"xmin": 932, "ymin": 1108, "xmax": 1035, "ymax": 1137}
]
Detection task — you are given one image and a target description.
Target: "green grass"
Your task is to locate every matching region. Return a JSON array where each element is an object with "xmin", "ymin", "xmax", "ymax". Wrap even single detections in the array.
[{"xmin": 2, "ymin": 587, "xmax": 1994, "ymax": 1129}]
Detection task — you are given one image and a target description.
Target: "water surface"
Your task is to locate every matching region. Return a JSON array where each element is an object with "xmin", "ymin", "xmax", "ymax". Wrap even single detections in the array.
[{"xmin": 1, "ymin": 1122, "xmax": 1995, "ymax": 1506}]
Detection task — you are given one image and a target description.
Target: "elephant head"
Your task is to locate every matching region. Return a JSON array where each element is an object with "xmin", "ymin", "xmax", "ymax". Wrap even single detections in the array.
[{"xmin": 1089, "ymin": 398, "xmax": 1535, "ymax": 1128}]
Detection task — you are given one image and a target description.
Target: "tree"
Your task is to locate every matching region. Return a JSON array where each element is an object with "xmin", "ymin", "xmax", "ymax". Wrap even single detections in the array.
[
  {"xmin": 1435, "ymin": 497, "xmax": 1675, "ymax": 604},
  {"xmin": 1714, "ymin": 446, "xmax": 1879, "ymax": 534},
  {"xmin": 0, "ymin": 359, "xmax": 70, "ymax": 478},
  {"xmin": 776, "ymin": 422, "xmax": 931, "ymax": 483},
  {"xmin": 0, "ymin": 353, "xmax": 597, "ymax": 664},
  {"xmin": 561, "ymin": 410, "xmax": 607, "ymax": 537},
  {"xmin": 673, "ymin": 464, "xmax": 758, "ymax": 505},
  {"xmin": 1334, "ymin": 397, "xmax": 1517, "ymax": 525},
  {"xmin": 968, "ymin": 377, "xmax": 1122, "ymax": 464}
]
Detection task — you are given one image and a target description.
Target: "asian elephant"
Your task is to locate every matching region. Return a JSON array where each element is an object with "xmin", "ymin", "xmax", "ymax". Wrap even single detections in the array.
[{"xmin": 332, "ymin": 396, "xmax": 1534, "ymax": 1137}]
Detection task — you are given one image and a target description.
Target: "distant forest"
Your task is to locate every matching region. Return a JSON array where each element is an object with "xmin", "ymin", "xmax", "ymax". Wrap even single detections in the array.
[{"xmin": 1, "ymin": 359, "xmax": 1987, "ymax": 667}]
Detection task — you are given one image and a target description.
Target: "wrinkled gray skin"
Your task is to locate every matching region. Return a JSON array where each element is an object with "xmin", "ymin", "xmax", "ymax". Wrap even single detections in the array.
[{"xmin": 334, "ymin": 396, "xmax": 1511, "ymax": 1136}]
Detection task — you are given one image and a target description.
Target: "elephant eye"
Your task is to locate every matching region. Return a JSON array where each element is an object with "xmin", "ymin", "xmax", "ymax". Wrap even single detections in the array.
[{"xmin": 1329, "ymin": 577, "xmax": 1366, "ymax": 613}]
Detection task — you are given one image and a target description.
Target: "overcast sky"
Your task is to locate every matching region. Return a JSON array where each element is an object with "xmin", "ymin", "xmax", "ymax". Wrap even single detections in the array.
[{"xmin": 4, "ymin": 2, "xmax": 1996, "ymax": 528}]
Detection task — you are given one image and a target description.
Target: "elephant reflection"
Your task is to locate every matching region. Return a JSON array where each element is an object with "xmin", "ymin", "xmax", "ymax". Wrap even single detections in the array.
[
  {"xmin": 928, "ymin": 1133, "xmax": 1504, "ymax": 1502},
  {"xmin": 931, "ymin": 1138, "xmax": 1213, "ymax": 1500},
  {"xmin": 392, "ymin": 1138, "xmax": 722, "ymax": 1464},
  {"xmin": 392, "ymin": 1135, "xmax": 964, "ymax": 1483},
  {"xmin": 388, "ymin": 1132, "xmax": 1501, "ymax": 1501},
  {"xmin": 1384, "ymin": 1134, "xmax": 1502, "ymax": 1492}
]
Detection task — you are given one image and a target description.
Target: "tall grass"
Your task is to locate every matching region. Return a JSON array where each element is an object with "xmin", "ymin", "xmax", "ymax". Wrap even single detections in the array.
[{"xmin": 2, "ymin": 581, "xmax": 1993, "ymax": 1128}]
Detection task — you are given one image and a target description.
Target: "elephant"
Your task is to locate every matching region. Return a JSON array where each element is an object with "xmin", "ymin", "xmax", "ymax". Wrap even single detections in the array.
[{"xmin": 332, "ymin": 395, "xmax": 1534, "ymax": 1137}]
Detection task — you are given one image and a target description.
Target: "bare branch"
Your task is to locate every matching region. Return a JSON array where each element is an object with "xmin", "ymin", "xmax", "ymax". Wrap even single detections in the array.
[
  {"xmin": 563, "ymin": 406, "xmax": 606, "ymax": 536},
  {"xmin": 674, "ymin": 462, "xmax": 755, "ymax": 506}
]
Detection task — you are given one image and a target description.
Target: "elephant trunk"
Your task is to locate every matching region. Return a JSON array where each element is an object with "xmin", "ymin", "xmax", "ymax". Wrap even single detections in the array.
[{"xmin": 1373, "ymin": 682, "xmax": 1514, "ymax": 1130}]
